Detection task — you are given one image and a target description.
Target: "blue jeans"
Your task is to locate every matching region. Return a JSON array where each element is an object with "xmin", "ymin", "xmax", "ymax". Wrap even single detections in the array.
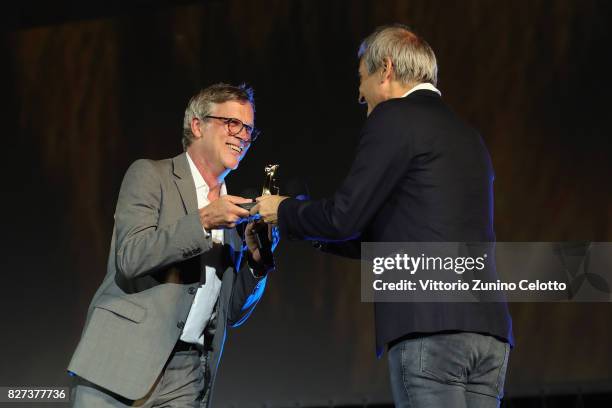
[{"xmin": 388, "ymin": 332, "xmax": 510, "ymax": 408}]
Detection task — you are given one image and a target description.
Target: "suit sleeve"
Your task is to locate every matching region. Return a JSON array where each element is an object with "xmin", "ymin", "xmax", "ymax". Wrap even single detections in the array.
[
  {"xmin": 278, "ymin": 102, "xmax": 414, "ymax": 241},
  {"xmin": 114, "ymin": 159, "xmax": 212, "ymax": 280}
]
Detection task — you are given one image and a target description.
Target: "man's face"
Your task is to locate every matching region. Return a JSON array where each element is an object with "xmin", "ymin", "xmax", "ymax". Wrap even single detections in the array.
[
  {"xmin": 198, "ymin": 100, "xmax": 254, "ymax": 172},
  {"xmin": 358, "ymin": 58, "xmax": 386, "ymax": 116}
]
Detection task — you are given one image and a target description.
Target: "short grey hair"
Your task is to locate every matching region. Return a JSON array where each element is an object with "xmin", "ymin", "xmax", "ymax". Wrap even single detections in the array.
[
  {"xmin": 358, "ymin": 24, "xmax": 438, "ymax": 86},
  {"xmin": 182, "ymin": 83, "xmax": 255, "ymax": 151}
]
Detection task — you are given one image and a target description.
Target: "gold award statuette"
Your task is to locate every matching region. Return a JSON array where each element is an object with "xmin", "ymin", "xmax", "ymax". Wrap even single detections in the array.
[
  {"xmin": 239, "ymin": 164, "xmax": 279, "ymax": 264},
  {"xmin": 261, "ymin": 164, "xmax": 280, "ymax": 196},
  {"xmin": 239, "ymin": 164, "xmax": 279, "ymax": 210}
]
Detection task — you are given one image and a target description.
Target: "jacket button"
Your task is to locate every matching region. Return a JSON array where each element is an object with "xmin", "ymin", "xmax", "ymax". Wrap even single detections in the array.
[
  {"xmin": 188, "ymin": 287, "xmax": 197, "ymax": 295},
  {"xmin": 177, "ymin": 321, "xmax": 185, "ymax": 329}
]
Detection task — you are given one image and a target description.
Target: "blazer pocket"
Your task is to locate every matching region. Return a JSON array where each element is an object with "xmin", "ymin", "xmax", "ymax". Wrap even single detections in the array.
[{"xmin": 94, "ymin": 294, "xmax": 147, "ymax": 323}]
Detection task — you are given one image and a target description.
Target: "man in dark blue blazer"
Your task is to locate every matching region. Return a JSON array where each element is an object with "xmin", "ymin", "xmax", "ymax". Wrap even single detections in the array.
[{"xmin": 253, "ymin": 24, "xmax": 513, "ymax": 408}]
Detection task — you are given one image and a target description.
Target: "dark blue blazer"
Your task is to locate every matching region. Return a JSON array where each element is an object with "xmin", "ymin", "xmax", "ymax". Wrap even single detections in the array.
[{"xmin": 278, "ymin": 89, "xmax": 513, "ymax": 355}]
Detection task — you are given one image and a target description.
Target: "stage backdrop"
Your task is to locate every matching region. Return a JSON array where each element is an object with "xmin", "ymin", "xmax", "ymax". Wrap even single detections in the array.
[{"xmin": 1, "ymin": 1, "xmax": 611, "ymax": 407}]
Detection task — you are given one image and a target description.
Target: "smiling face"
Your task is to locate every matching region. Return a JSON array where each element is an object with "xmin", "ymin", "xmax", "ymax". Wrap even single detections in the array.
[{"xmin": 192, "ymin": 100, "xmax": 254, "ymax": 175}]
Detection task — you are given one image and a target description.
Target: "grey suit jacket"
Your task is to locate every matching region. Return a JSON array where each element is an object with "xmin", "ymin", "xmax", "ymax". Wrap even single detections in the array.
[{"xmin": 68, "ymin": 152, "xmax": 267, "ymax": 403}]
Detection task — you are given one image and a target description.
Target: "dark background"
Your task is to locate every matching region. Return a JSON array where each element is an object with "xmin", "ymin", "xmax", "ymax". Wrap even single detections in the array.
[{"xmin": 1, "ymin": 0, "xmax": 611, "ymax": 407}]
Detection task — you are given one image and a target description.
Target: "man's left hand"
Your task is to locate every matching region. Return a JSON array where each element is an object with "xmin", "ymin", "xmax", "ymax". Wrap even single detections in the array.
[
  {"xmin": 245, "ymin": 221, "xmax": 280, "ymax": 265},
  {"xmin": 250, "ymin": 195, "xmax": 289, "ymax": 224}
]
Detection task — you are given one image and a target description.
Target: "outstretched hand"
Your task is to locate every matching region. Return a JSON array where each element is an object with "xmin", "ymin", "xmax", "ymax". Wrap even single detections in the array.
[
  {"xmin": 199, "ymin": 195, "xmax": 252, "ymax": 230},
  {"xmin": 249, "ymin": 195, "xmax": 289, "ymax": 225}
]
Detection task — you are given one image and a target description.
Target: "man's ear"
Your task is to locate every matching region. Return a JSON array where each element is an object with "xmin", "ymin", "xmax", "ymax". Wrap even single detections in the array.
[
  {"xmin": 380, "ymin": 57, "xmax": 394, "ymax": 83},
  {"xmin": 191, "ymin": 117, "xmax": 202, "ymax": 139}
]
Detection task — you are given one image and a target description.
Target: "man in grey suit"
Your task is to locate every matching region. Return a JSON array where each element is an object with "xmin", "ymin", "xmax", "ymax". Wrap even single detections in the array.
[{"xmin": 68, "ymin": 83, "xmax": 275, "ymax": 407}]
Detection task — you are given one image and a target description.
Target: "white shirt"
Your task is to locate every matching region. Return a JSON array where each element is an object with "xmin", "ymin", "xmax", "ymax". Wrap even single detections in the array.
[
  {"xmin": 400, "ymin": 82, "xmax": 441, "ymax": 98},
  {"xmin": 180, "ymin": 152, "xmax": 225, "ymax": 345}
]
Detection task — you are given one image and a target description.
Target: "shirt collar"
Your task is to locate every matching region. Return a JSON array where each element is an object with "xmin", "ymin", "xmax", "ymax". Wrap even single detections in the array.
[
  {"xmin": 400, "ymin": 82, "xmax": 441, "ymax": 98},
  {"xmin": 186, "ymin": 152, "xmax": 227, "ymax": 195}
]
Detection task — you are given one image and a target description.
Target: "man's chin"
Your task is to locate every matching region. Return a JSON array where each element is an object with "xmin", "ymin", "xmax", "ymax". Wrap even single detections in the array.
[{"xmin": 224, "ymin": 158, "xmax": 240, "ymax": 171}]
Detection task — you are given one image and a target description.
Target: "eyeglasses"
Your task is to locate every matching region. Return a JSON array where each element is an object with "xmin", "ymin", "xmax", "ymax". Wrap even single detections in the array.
[{"xmin": 202, "ymin": 115, "xmax": 260, "ymax": 144}]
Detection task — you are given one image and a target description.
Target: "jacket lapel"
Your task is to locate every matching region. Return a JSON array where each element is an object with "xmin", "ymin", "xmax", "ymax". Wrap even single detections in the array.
[
  {"xmin": 172, "ymin": 153, "xmax": 198, "ymax": 215},
  {"xmin": 173, "ymin": 153, "xmax": 206, "ymax": 284}
]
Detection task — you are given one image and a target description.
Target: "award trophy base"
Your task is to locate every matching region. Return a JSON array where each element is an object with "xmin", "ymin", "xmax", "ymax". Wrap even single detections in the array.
[{"xmin": 237, "ymin": 164, "xmax": 279, "ymax": 211}]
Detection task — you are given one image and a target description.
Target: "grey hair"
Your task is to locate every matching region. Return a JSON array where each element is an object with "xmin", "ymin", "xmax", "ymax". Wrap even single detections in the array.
[
  {"xmin": 358, "ymin": 24, "xmax": 438, "ymax": 86},
  {"xmin": 182, "ymin": 83, "xmax": 255, "ymax": 151}
]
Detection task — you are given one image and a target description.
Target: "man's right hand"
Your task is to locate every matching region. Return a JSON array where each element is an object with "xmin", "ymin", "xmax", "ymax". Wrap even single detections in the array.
[{"xmin": 199, "ymin": 195, "xmax": 252, "ymax": 230}]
